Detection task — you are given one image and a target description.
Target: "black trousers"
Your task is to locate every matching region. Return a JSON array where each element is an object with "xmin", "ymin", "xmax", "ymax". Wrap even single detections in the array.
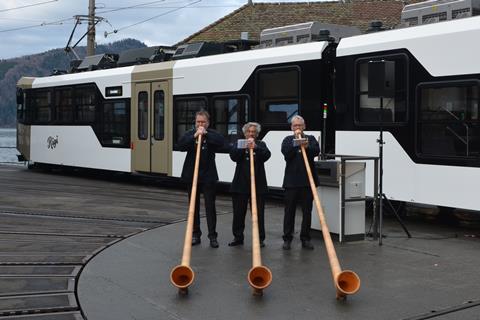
[
  {"xmin": 231, "ymin": 193, "xmax": 265, "ymax": 242},
  {"xmin": 283, "ymin": 187, "xmax": 312, "ymax": 242},
  {"xmin": 187, "ymin": 182, "xmax": 217, "ymax": 240}
]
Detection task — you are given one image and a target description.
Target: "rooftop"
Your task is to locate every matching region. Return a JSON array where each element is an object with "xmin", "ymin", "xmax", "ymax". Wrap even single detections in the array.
[{"xmin": 179, "ymin": 0, "xmax": 413, "ymax": 45}]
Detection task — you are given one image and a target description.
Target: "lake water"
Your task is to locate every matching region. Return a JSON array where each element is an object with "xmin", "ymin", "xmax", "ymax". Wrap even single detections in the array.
[{"xmin": 0, "ymin": 128, "xmax": 19, "ymax": 164}]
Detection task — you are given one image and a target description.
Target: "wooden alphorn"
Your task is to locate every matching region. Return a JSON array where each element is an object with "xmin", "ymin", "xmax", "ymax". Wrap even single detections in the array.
[
  {"xmin": 170, "ymin": 134, "xmax": 202, "ymax": 295},
  {"xmin": 297, "ymin": 134, "xmax": 360, "ymax": 300},
  {"xmin": 247, "ymin": 146, "xmax": 272, "ymax": 296}
]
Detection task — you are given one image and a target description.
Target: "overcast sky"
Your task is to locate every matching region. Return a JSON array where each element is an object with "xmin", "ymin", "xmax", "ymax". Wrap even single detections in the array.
[{"xmin": 0, "ymin": 0, "xmax": 325, "ymax": 60}]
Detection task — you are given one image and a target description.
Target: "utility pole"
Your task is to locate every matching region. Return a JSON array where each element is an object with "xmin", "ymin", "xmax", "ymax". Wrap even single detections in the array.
[
  {"xmin": 87, "ymin": 0, "xmax": 96, "ymax": 56},
  {"xmin": 65, "ymin": 0, "xmax": 103, "ymax": 59}
]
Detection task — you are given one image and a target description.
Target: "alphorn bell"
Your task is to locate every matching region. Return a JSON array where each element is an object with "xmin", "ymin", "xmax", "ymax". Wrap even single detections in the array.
[
  {"xmin": 247, "ymin": 146, "xmax": 272, "ymax": 296},
  {"xmin": 297, "ymin": 133, "xmax": 360, "ymax": 300},
  {"xmin": 170, "ymin": 134, "xmax": 202, "ymax": 295}
]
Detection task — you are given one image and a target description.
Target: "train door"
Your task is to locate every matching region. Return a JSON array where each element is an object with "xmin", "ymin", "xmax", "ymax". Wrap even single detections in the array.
[
  {"xmin": 150, "ymin": 81, "xmax": 170, "ymax": 173},
  {"xmin": 132, "ymin": 81, "xmax": 170, "ymax": 174}
]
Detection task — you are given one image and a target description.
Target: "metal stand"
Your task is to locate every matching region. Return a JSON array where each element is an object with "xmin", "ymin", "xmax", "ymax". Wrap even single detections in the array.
[
  {"xmin": 321, "ymin": 103, "xmax": 327, "ymax": 160},
  {"xmin": 380, "ymin": 193, "xmax": 411, "ymax": 242},
  {"xmin": 377, "ymin": 97, "xmax": 411, "ymax": 245}
]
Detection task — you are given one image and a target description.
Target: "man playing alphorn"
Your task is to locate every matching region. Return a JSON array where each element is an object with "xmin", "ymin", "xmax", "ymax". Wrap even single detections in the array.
[
  {"xmin": 281, "ymin": 115, "xmax": 320, "ymax": 250},
  {"xmin": 228, "ymin": 122, "xmax": 271, "ymax": 248},
  {"xmin": 177, "ymin": 110, "xmax": 225, "ymax": 248}
]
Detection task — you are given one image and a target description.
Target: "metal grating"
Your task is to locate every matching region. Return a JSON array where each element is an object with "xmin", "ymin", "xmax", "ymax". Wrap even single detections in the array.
[
  {"xmin": 259, "ymin": 21, "xmax": 360, "ymax": 48},
  {"xmin": 0, "ymin": 311, "xmax": 83, "ymax": 319},
  {"xmin": 402, "ymin": 0, "xmax": 480, "ymax": 26},
  {"xmin": 0, "ymin": 293, "xmax": 77, "ymax": 316}
]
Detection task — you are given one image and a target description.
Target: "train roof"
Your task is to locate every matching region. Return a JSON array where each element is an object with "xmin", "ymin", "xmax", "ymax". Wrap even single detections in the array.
[
  {"xmin": 29, "ymin": 66, "xmax": 135, "ymax": 89},
  {"xmin": 171, "ymin": 41, "xmax": 327, "ymax": 95},
  {"xmin": 19, "ymin": 41, "xmax": 328, "ymax": 97},
  {"xmin": 337, "ymin": 15, "xmax": 480, "ymax": 76},
  {"xmin": 19, "ymin": 13, "xmax": 480, "ymax": 94}
]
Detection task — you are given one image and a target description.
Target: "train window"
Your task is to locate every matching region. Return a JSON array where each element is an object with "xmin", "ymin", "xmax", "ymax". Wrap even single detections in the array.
[
  {"xmin": 55, "ymin": 88, "xmax": 73, "ymax": 123},
  {"xmin": 102, "ymin": 100, "xmax": 130, "ymax": 147},
  {"xmin": 257, "ymin": 67, "xmax": 300, "ymax": 125},
  {"xmin": 174, "ymin": 98, "xmax": 206, "ymax": 143},
  {"xmin": 417, "ymin": 81, "xmax": 480, "ymax": 158},
  {"xmin": 138, "ymin": 91, "xmax": 148, "ymax": 140},
  {"xmin": 17, "ymin": 101, "xmax": 24, "ymax": 123},
  {"xmin": 27, "ymin": 90, "xmax": 52, "ymax": 124},
  {"xmin": 31, "ymin": 90, "xmax": 52, "ymax": 123},
  {"xmin": 355, "ymin": 55, "xmax": 407, "ymax": 124},
  {"xmin": 267, "ymin": 103, "xmax": 298, "ymax": 122},
  {"xmin": 75, "ymin": 86, "xmax": 96, "ymax": 123},
  {"xmin": 153, "ymin": 90, "xmax": 165, "ymax": 141},
  {"xmin": 16, "ymin": 88, "xmax": 25, "ymax": 123},
  {"xmin": 212, "ymin": 96, "xmax": 249, "ymax": 144}
]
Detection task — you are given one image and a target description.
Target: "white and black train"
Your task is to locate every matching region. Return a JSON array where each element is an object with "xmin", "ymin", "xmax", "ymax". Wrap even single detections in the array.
[{"xmin": 16, "ymin": 0, "xmax": 480, "ymax": 212}]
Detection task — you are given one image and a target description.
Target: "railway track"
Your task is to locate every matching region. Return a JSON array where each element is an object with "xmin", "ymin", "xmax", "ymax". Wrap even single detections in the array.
[
  {"xmin": 0, "ymin": 210, "xmax": 166, "ymax": 319},
  {"xmin": 0, "ymin": 165, "xmax": 236, "ymax": 319}
]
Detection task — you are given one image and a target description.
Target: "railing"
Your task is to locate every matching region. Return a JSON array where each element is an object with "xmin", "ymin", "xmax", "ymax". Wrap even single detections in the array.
[
  {"xmin": 446, "ymin": 125, "xmax": 469, "ymax": 155},
  {"xmin": 441, "ymin": 106, "xmax": 470, "ymax": 156}
]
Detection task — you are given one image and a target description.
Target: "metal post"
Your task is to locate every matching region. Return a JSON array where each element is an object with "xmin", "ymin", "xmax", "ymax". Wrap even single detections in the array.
[
  {"xmin": 87, "ymin": 0, "xmax": 96, "ymax": 56},
  {"xmin": 372, "ymin": 158, "xmax": 379, "ymax": 241},
  {"xmin": 378, "ymin": 97, "xmax": 384, "ymax": 246},
  {"xmin": 322, "ymin": 103, "xmax": 327, "ymax": 159},
  {"xmin": 340, "ymin": 159, "xmax": 346, "ymax": 243}
]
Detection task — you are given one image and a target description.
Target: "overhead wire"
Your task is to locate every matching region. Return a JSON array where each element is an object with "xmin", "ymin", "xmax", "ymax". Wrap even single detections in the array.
[
  {"xmin": 102, "ymin": 5, "xmax": 240, "ymax": 9},
  {"xmin": 104, "ymin": 0, "xmax": 202, "ymax": 36},
  {"xmin": 0, "ymin": 0, "xmax": 75, "ymax": 33},
  {"xmin": 0, "ymin": 17, "xmax": 74, "ymax": 33},
  {"xmin": 0, "ymin": 0, "xmax": 235, "ymax": 33},
  {"xmin": 0, "ymin": 0, "xmax": 238, "ymax": 39},
  {"xmin": 0, "ymin": 1, "xmax": 167, "ymax": 33},
  {"xmin": 96, "ymin": 0, "xmax": 168, "ymax": 14},
  {"xmin": 98, "ymin": 0, "xmax": 232, "ymax": 36},
  {"xmin": 0, "ymin": 0, "xmax": 59, "ymax": 13},
  {"xmin": 99, "ymin": 0, "xmax": 239, "ymax": 10},
  {"xmin": 0, "ymin": 17, "xmax": 51, "ymax": 22}
]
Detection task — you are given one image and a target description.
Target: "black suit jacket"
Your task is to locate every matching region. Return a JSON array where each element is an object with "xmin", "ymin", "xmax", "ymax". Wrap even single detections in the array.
[
  {"xmin": 230, "ymin": 140, "xmax": 271, "ymax": 194},
  {"xmin": 281, "ymin": 134, "xmax": 320, "ymax": 188},
  {"xmin": 177, "ymin": 129, "xmax": 225, "ymax": 184}
]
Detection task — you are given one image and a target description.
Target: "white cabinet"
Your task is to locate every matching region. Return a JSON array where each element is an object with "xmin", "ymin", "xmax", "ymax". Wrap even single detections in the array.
[{"xmin": 311, "ymin": 161, "xmax": 366, "ymax": 242}]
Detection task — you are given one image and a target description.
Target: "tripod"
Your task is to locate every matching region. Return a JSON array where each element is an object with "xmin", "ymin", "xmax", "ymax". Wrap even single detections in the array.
[{"xmin": 375, "ymin": 96, "xmax": 411, "ymax": 245}]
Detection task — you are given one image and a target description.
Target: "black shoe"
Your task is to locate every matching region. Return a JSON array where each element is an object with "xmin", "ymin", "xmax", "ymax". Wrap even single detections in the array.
[
  {"xmin": 210, "ymin": 239, "xmax": 219, "ymax": 248},
  {"xmin": 228, "ymin": 239, "xmax": 244, "ymax": 247},
  {"xmin": 302, "ymin": 240, "xmax": 314, "ymax": 250},
  {"xmin": 282, "ymin": 241, "xmax": 291, "ymax": 250},
  {"xmin": 191, "ymin": 237, "xmax": 201, "ymax": 246},
  {"xmin": 260, "ymin": 241, "xmax": 265, "ymax": 248}
]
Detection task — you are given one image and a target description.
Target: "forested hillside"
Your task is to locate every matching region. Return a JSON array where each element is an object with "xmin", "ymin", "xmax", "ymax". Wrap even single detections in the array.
[{"xmin": 0, "ymin": 39, "xmax": 146, "ymax": 127}]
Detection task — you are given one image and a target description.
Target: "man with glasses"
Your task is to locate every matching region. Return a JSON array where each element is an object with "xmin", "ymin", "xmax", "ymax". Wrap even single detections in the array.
[
  {"xmin": 281, "ymin": 115, "xmax": 320, "ymax": 250},
  {"xmin": 178, "ymin": 110, "xmax": 225, "ymax": 248}
]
